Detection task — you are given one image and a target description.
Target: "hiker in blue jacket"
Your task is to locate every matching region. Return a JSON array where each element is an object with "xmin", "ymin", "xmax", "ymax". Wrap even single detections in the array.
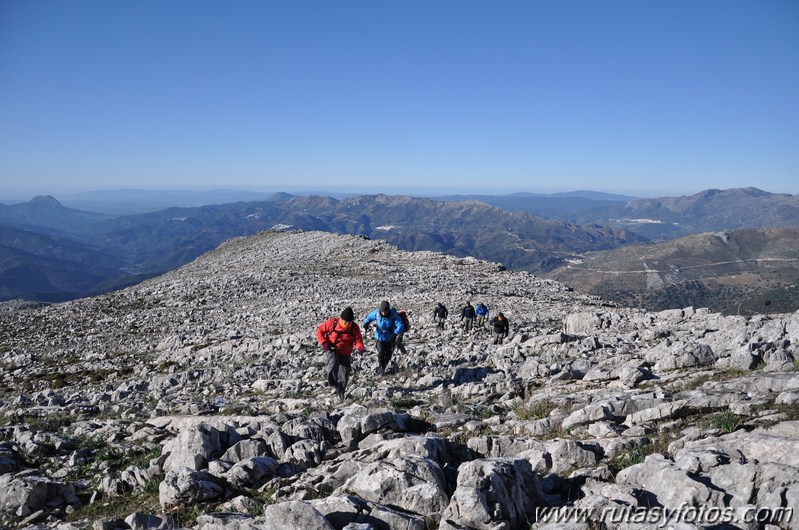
[
  {"xmin": 475, "ymin": 302, "xmax": 490, "ymax": 330},
  {"xmin": 363, "ymin": 300, "xmax": 405, "ymax": 375}
]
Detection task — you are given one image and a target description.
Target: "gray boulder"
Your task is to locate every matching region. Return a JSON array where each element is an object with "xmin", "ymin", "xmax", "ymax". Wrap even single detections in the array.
[
  {"xmin": 563, "ymin": 313, "xmax": 602, "ymax": 335},
  {"xmin": 310, "ymin": 495, "xmax": 427, "ymax": 530},
  {"xmin": 158, "ymin": 467, "xmax": 225, "ymax": 509},
  {"xmin": 648, "ymin": 341, "xmax": 716, "ymax": 372},
  {"xmin": 220, "ymin": 439, "xmax": 268, "ymax": 463},
  {"xmin": 225, "ymin": 456, "xmax": 280, "ymax": 488},
  {"xmin": 615, "ymin": 453, "xmax": 719, "ymax": 508},
  {"xmin": 162, "ymin": 424, "xmax": 223, "ymax": 473},
  {"xmin": 261, "ymin": 500, "xmax": 335, "ymax": 530},
  {"xmin": 337, "ymin": 410, "xmax": 409, "ymax": 446},
  {"xmin": 562, "ymin": 402, "xmax": 621, "ymax": 431},
  {"xmin": 547, "ymin": 440, "xmax": 600, "ymax": 474},
  {"xmin": 338, "ymin": 455, "xmax": 450, "ymax": 517},
  {"xmin": 195, "ymin": 513, "xmax": 267, "ymax": 530},
  {"xmin": 440, "ymin": 458, "xmax": 547, "ymax": 530},
  {"xmin": 284, "ymin": 439, "xmax": 324, "ymax": 471},
  {"xmin": 518, "ymin": 357, "xmax": 553, "ymax": 379},
  {"xmin": 0, "ymin": 473, "xmax": 77, "ymax": 516},
  {"xmin": 125, "ymin": 512, "xmax": 172, "ymax": 530}
]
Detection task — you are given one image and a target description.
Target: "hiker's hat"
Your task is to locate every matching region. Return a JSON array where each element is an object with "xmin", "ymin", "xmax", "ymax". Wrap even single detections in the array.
[{"xmin": 341, "ymin": 307, "xmax": 354, "ymax": 322}]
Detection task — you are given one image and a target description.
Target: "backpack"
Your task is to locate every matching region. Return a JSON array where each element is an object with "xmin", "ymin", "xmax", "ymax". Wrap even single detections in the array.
[
  {"xmin": 325, "ymin": 317, "xmax": 353, "ymax": 343},
  {"xmin": 399, "ymin": 310, "xmax": 410, "ymax": 331}
]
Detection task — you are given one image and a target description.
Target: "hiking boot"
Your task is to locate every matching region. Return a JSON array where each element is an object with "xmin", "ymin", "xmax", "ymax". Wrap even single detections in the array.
[{"xmin": 337, "ymin": 386, "xmax": 345, "ymax": 401}]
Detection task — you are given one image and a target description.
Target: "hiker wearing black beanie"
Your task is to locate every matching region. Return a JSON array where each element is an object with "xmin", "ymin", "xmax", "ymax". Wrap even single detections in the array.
[
  {"xmin": 316, "ymin": 306, "xmax": 365, "ymax": 400},
  {"xmin": 363, "ymin": 300, "xmax": 405, "ymax": 375}
]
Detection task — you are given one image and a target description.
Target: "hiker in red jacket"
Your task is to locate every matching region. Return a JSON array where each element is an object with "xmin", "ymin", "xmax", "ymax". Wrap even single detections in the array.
[{"xmin": 316, "ymin": 307, "xmax": 365, "ymax": 400}]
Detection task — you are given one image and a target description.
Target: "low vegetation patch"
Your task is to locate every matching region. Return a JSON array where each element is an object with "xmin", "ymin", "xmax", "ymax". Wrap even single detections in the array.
[
  {"xmin": 67, "ymin": 477, "xmax": 161, "ymax": 523},
  {"xmin": 707, "ymin": 411, "xmax": 743, "ymax": 434},
  {"xmin": 512, "ymin": 399, "xmax": 557, "ymax": 421},
  {"xmin": 609, "ymin": 431, "xmax": 675, "ymax": 475},
  {"xmin": 770, "ymin": 401, "xmax": 799, "ymax": 422},
  {"xmin": 389, "ymin": 397, "xmax": 425, "ymax": 409}
]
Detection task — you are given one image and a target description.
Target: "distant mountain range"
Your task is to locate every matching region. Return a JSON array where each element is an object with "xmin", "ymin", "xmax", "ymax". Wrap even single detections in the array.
[
  {"xmin": 438, "ymin": 187, "xmax": 799, "ymax": 241},
  {"xmin": 1, "ymin": 188, "xmax": 360, "ymax": 215},
  {"xmin": 0, "ymin": 194, "xmax": 113, "ymax": 233},
  {"xmin": 0, "ymin": 187, "xmax": 797, "ymax": 312},
  {"xmin": 0, "ymin": 193, "xmax": 645, "ymax": 301},
  {"xmin": 546, "ymin": 227, "xmax": 799, "ymax": 315}
]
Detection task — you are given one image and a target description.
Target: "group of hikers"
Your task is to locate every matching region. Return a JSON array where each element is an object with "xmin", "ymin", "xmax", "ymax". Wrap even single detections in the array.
[
  {"xmin": 316, "ymin": 300, "xmax": 409, "ymax": 400},
  {"xmin": 433, "ymin": 301, "xmax": 509, "ymax": 344},
  {"xmin": 317, "ymin": 299, "xmax": 510, "ymax": 400}
]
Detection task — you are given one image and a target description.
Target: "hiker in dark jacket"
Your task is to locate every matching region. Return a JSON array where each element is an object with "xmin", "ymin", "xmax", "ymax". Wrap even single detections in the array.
[
  {"xmin": 433, "ymin": 302, "xmax": 448, "ymax": 330},
  {"xmin": 363, "ymin": 300, "xmax": 405, "ymax": 375},
  {"xmin": 316, "ymin": 307, "xmax": 365, "ymax": 400},
  {"xmin": 490, "ymin": 312, "xmax": 510, "ymax": 345},
  {"xmin": 461, "ymin": 301, "xmax": 476, "ymax": 333}
]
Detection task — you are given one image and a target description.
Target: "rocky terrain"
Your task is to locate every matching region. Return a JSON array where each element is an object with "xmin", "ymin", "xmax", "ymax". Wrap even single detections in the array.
[{"xmin": 1, "ymin": 230, "xmax": 798, "ymax": 530}]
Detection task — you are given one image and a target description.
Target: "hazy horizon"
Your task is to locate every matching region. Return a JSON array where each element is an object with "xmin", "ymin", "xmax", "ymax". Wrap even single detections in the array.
[
  {"xmin": 2, "ymin": 1, "xmax": 797, "ymax": 198},
  {"xmin": 4, "ymin": 184, "xmax": 798, "ymax": 206}
]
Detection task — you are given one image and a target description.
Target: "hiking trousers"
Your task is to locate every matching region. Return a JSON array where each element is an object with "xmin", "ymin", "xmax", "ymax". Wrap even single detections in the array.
[
  {"xmin": 396, "ymin": 332, "xmax": 407, "ymax": 355},
  {"xmin": 326, "ymin": 351, "xmax": 352, "ymax": 392},
  {"xmin": 462, "ymin": 317, "xmax": 474, "ymax": 332},
  {"xmin": 493, "ymin": 332, "xmax": 506, "ymax": 345},
  {"xmin": 376, "ymin": 339, "xmax": 396, "ymax": 374}
]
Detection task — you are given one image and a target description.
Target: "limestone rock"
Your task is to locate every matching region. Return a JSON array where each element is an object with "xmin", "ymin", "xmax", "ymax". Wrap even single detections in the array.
[
  {"xmin": 440, "ymin": 458, "xmax": 548, "ymax": 530},
  {"xmin": 158, "ymin": 468, "xmax": 225, "ymax": 509}
]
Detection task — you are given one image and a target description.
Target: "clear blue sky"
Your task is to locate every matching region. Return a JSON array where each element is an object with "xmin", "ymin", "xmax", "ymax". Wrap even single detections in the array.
[{"xmin": 1, "ymin": 0, "xmax": 797, "ymax": 199}]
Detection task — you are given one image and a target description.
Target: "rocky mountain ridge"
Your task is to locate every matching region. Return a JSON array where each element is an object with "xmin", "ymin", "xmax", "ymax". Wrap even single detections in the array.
[
  {"xmin": 1, "ymin": 230, "xmax": 799, "ymax": 529},
  {"xmin": 442, "ymin": 187, "xmax": 799, "ymax": 242},
  {"xmin": 0, "ymin": 193, "xmax": 645, "ymax": 302},
  {"xmin": 3, "ymin": 187, "xmax": 798, "ymax": 305}
]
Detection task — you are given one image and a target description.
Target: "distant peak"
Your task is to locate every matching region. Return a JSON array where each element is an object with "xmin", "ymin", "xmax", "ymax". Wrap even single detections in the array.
[
  {"xmin": 30, "ymin": 195, "xmax": 63, "ymax": 207},
  {"xmin": 265, "ymin": 192, "xmax": 294, "ymax": 203}
]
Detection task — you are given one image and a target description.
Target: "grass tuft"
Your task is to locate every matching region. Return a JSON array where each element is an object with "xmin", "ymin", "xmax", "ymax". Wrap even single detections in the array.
[
  {"xmin": 709, "ymin": 411, "xmax": 742, "ymax": 433},
  {"xmin": 512, "ymin": 399, "xmax": 557, "ymax": 421}
]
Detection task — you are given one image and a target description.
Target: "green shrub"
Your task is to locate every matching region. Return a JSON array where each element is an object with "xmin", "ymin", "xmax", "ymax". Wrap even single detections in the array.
[{"xmin": 709, "ymin": 411, "xmax": 742, "ymax": 433}]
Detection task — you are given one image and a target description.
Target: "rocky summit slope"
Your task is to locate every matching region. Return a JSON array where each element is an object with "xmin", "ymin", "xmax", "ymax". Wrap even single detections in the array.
[{"xmin": 1, "ymin": 230, "xmax": 799, "ymax": 530}]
